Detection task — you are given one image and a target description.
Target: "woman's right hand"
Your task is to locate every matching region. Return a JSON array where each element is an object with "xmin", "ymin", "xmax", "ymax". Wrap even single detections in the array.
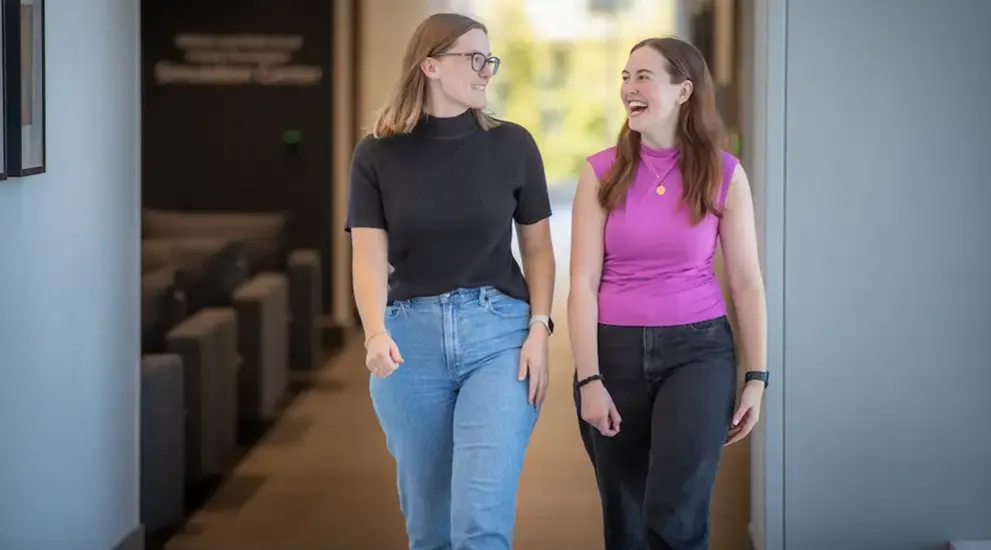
[
  {"xmin": 365, "ymin": 332, "xmax": 403, "ymax": 378},
  {"xmin": 580, "ymin": 380, "xmax": 621, "ymax": 437}
]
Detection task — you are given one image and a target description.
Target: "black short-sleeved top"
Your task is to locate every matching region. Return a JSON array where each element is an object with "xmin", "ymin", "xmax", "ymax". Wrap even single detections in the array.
[{"xmin": 345, "ymin": 109, "xmax": 552, "ymax": 304}]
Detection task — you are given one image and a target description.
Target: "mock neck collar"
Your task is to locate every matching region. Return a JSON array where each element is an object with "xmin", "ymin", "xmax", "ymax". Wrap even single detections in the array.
[
  {"xmin": 416, "ymin": 109, "xmax": 479, "ymax": 139},
  {"xmin": 640, "ymin": 141, "xmax": 679, "ymax": 160}
]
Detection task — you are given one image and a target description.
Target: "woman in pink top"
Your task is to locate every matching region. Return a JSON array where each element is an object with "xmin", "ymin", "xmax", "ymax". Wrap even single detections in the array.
[{"xmin": 568, "ymin": 37, "xmax": 767, "ymax": 550}]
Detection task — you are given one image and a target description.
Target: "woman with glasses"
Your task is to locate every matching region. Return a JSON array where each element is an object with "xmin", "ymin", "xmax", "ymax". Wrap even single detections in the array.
[
  {"xmin": 569, "ymin": 37, "xmax": 767, "ymax": 549},
  {"xmin": 346, "ymin": 12, "xmax": 556, "ymax": 550}
]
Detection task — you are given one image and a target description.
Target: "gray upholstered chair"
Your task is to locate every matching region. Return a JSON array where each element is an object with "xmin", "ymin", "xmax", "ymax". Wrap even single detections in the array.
[
  {"xmin": 143, "ymin": 208, "xmax": 323, "ymax": 370},
  {"xmin": 165, "ymin": 307, "xmax": 239, "ymax": 484},
  {"xmin": 142, "ymin": 236, "xmax": 249, "ymax": 315},
  {"xmin": 287, "ymin": 249, "xmax": 322, "ymax": 371},
  {"xmin": 141, "ymin": 264, "xmax": 188, "ymax": 353},
  {"xmin": 140, "ymin": 354, "xmax": 186, "ymax": 535},
  {"xmin": 206, "ymin": 307, "xmax": 240, "ymax": 467},
  {"xmin": 233, "ymin": 273, "xmax": 290, "ymax": 441}
]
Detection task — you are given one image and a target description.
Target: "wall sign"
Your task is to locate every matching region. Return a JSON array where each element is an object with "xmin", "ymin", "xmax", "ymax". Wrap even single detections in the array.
[{"xmin": 154, "ymin": 33, "xmax": 324, "ymax": 86}]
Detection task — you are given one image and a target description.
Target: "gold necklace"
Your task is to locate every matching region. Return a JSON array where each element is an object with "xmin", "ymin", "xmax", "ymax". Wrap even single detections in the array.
[{"xmin": 642, "ymin": 158, "xmax": 677, "ymax": 196}]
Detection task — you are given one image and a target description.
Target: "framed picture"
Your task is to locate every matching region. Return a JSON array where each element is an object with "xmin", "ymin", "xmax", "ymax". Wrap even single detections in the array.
[
  {"xmin": 3, "ymin": 0, "xmax": 44, "ymax": 177},
  {"xmin": 0, "ymin": 3, "xmax": 7, "ymax": 181}
]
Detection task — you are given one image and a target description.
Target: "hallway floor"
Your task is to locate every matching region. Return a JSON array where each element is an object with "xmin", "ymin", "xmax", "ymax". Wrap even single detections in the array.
[
  {"xmin": 165, "ymin": 322, "xmax": 603, "ymax": 550},
  {"xmin": 165, "ymin": 202, "xmax": 751, "ymax": 549}
]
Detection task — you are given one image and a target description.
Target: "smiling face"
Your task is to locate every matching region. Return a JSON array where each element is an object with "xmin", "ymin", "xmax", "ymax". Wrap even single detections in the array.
[
  {"xmin": 421, "ymin": 28, "xmax": 495, "ymax": 112},
  {"xmin": 620, "ymin": 44, "xmax": 693, "ymax": 134}
]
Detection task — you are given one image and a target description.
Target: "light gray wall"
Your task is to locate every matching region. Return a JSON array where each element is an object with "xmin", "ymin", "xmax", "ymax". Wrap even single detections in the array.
[
  {"xmin": 750, "ymin": 1, "xmax": 991, "ymax": 549},
  {"xmin": 0, "ymin": 0, "xmax": 142, "ymax": 549}
]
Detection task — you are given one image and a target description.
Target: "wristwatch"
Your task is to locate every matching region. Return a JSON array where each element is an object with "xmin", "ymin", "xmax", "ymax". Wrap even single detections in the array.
[
  {"xmin": 745, "ymin": 370, "xmax": 769, "ymax": 388},
  {"xmin": 529, "ymin": 314, "xmax": 554, "ymax": 335}
]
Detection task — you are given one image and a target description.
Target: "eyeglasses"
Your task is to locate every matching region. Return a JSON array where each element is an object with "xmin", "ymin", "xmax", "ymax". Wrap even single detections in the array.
[{"xmin": 434, "ymin": 52, "xmax": 501, "ymax": 75}]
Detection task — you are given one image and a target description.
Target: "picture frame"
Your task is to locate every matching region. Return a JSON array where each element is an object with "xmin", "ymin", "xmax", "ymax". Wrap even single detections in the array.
[
  {"xmin": 3, "ymin": 0, "xmax": 45, "ymax": 177},
  {"xmin": 0, "ymin": 3, "xmax": 7, "ymax": 181}
]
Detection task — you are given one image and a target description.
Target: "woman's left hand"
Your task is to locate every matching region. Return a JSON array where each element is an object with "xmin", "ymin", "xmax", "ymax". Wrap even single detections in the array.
[
  {"xmin": 518, "ymin": 328, "xmax": 550, "ymax": 409},
  {"xmin": 725, "ymin": 381, "xmax": 764, "ymax": 446}
]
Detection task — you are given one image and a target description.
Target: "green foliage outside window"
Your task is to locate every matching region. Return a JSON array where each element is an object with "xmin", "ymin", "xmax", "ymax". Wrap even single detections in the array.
[{"xmin": 475, "ymin": 0, "xmax": 675, "ymax": 186}]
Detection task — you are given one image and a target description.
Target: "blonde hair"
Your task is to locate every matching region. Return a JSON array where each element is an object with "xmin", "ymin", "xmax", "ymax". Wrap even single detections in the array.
[{"xmin": 372, "ymin": 13, "xmax": 501, "ymax": 138}]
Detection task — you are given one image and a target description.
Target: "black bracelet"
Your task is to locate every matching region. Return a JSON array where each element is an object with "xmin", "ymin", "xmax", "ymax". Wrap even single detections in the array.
[{"xmin": 576, "ymin": 373, "xmax": 602, "ymax": 389}]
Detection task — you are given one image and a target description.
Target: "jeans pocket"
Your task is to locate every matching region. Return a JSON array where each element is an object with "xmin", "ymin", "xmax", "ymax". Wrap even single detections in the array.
[
  {"xmin": 484, "ymin": 291, "xmax": 531, "ymax": 320},
  {"xmin": 688, "ymin": 316, "xmax": 727, "ymax": 334},
  {"xmin": 385, "ymin": 299, "xmax": 410, "ymax": 320}
]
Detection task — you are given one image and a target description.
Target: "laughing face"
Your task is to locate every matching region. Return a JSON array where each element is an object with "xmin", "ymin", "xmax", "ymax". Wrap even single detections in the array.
[
  {"xmin": 424, "ymin": 28, "xmax": 497, "ymax": 111},
  {"xmin": 620, "ymin": 45, "xmax": 692, "ymax": 134}
]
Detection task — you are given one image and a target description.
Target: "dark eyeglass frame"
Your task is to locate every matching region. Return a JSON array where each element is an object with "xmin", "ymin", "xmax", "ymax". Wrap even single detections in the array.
[{"xmin": 433, "ymin": 51, "xmax": 501, "ymax": 75}]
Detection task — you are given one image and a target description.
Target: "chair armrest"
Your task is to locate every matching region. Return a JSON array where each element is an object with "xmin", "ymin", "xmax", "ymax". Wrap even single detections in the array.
[
  {"xmin": 165, "ymin": 307, "xmax": 237, "ymax": 482},
  {"xmin": 200, "ymin": 307, "xmax": 239, "ymax": 468},
  {"xmin": 233, "ymin": 273, "xmax": 290, "ymax": 429},
  {"xmin": 140, "ymin": 354, "xmax": 185, "ymax": 535},
  {"xmin": 287, "ymin": 249, "xmax": 322, "ymax": 370}
]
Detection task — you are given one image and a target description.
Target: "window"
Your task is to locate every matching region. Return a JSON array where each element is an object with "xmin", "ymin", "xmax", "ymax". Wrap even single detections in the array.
[{"xmin": 588, "ymin": 0, "xmax": 633, "ymax": 14}]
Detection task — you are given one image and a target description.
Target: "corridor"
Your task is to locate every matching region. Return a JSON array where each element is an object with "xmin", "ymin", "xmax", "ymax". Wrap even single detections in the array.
[
  {"xmin": 163, "ymin": 203, "xmax": 749, "ymax": 550},
  {"xmin": 5, "ymin": 3, "xmax": 986, "ymax": 549},
  {"xmin": 164, "ymin": 311, "xmax": 601, "ymax": 550},
  {"xmin": 163, "ymin": 202, "xmax": 606, "ymax": 549}
]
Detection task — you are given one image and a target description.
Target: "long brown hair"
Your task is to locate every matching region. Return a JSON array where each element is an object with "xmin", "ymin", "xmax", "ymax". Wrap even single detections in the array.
[
  {"xmin": 372, "ymin": 13, "xmax": 500, "ymax": 138},
  {"xmin": 598, "ymin": 37, "xmax": 727, "ymax": 224}
]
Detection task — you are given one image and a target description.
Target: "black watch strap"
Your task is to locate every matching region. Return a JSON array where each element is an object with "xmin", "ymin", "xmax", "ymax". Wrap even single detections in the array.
[
  {"xmin": 576, "ymin": 373, "xmax": 602, "ymax": 389},
  {"xmin": 745, "ymin": 371, "xmax": 769, "ymax": 388}
]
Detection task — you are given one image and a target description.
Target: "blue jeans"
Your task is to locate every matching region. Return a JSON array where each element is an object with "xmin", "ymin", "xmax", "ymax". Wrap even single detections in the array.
[{"xmin": 370, "ymin": 286, "xmax": 539, "ymax": 550}]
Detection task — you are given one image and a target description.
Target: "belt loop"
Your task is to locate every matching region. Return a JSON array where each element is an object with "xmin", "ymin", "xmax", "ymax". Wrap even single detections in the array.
[
  {"xmin": 478, "ymin": 286, "xmax": 488, "ymax": 306},
  {"xmin": 641, "ymin": 327, "xmax": 650, "ymax": 375}
]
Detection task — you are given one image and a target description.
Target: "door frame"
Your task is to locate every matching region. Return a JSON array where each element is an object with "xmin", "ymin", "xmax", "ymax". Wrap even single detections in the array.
[{"xmin": 739, "ymin": 0, "xmax": 787, "ymax": 548}]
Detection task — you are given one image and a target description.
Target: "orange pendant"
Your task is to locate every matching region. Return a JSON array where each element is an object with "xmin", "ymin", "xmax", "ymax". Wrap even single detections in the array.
[{"xmin": 656, "ymin": 185, "xmax": 666, "ymax": 195}]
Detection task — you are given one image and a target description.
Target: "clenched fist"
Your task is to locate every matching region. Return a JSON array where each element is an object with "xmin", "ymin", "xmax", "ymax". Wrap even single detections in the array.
[{"xmin": 365, "ymin": 332, "xmax": 403, "ymax": 378}]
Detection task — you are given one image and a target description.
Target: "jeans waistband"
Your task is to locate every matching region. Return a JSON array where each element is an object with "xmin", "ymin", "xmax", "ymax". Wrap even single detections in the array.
[{"xmin": 400, "ymin": 286, "xmax": 502, "ymax": 307}]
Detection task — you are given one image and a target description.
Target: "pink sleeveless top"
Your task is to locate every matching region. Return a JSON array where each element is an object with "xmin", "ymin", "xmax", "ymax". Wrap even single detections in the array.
[{"xmin": 587, "ymin": 144, "xmax": 738, "ymax": 327}]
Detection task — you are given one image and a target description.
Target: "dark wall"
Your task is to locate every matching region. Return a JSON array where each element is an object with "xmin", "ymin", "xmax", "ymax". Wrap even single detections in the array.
[{"xmin": 141, "ymin": 0, "xmax": 335, "ymax": 316}]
